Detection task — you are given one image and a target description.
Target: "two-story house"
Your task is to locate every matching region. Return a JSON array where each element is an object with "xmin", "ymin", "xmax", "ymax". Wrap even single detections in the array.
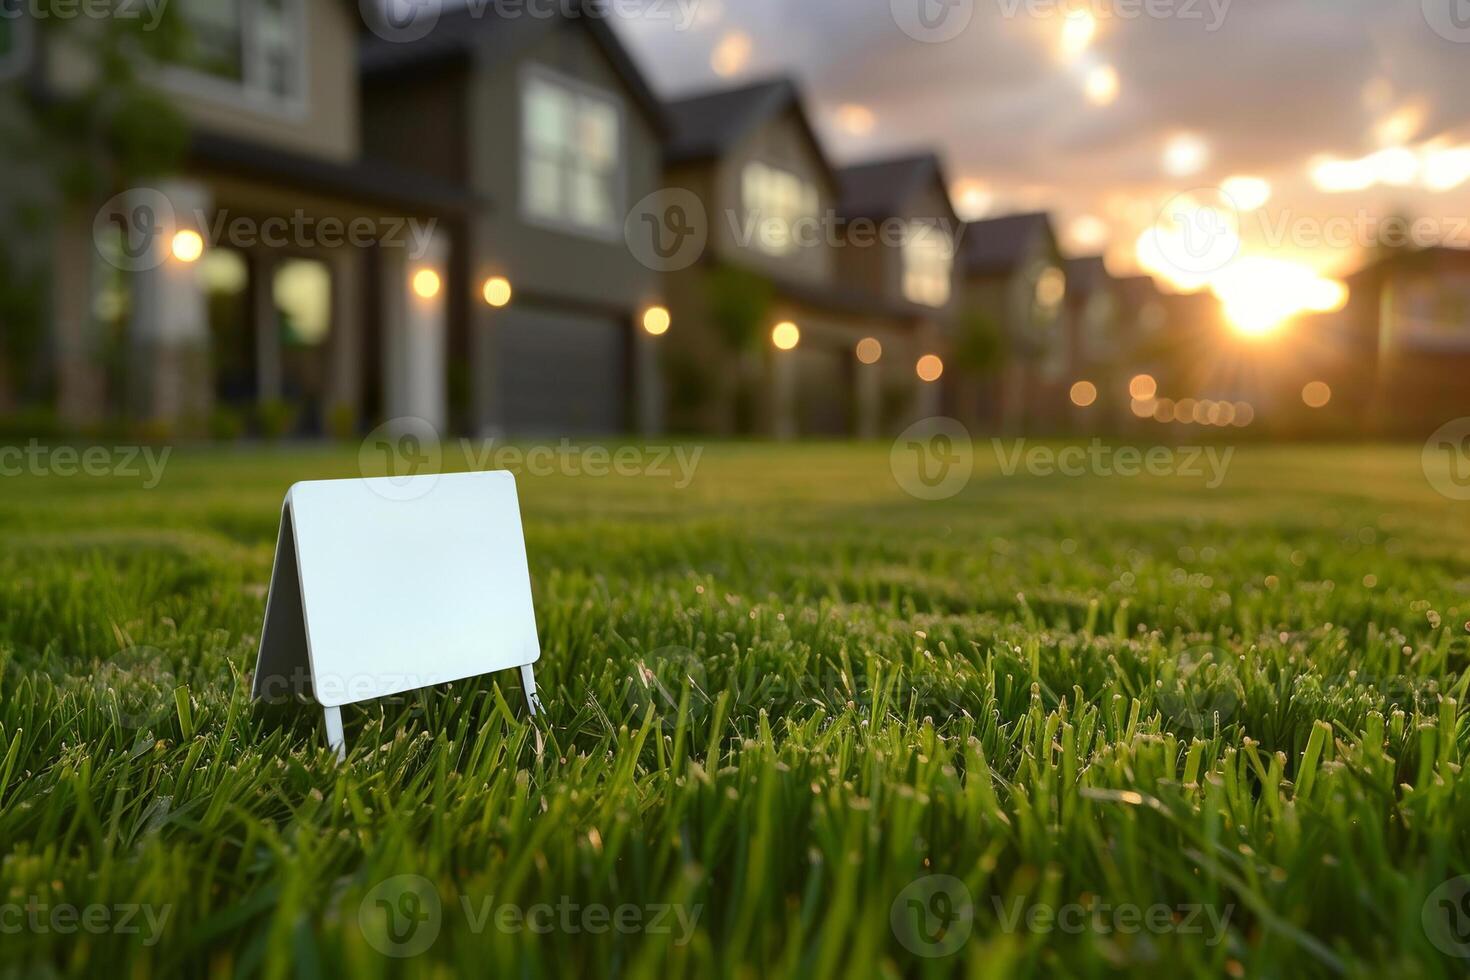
[
  {"xmin": 955, "ymin": 211, "xmax": 1067, "ymax": 432},
  {"xmin": 359, "ymin": 5, "xmax": 667, "ymax": 437},
  {"xmin": 660, "ymin": 79, "xmax": 951, "ymax": 438},
  {"xmin": 16, "ymin": 1, "xmax": 474, "ymax": 435},
  {"xmin": 1330, "ymin": 245, "xmax": 1470, "ymax": 435},
  {"xmin": 833, "ymin": 153, "xmax": 958, "ymax": 435}
]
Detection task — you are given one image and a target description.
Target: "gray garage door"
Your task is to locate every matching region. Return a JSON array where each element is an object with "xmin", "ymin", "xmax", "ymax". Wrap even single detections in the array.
[{"xmin": 495, "ymin": 306, "xmax": 628, "ymax": 435}]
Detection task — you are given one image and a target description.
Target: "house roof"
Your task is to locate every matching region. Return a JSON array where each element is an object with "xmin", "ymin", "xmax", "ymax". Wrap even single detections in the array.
[
  {"xmin": 836, "ymin": 152, "xmax": 954, "ymax": 222},
  {"xmin": 358, "ymin": 1, "xmax": 664, "ymax": 130},
  {"xmin": 959, "ymin": 211, "xmax": 1058, "ymax": 276},
  {"xmin": 190, "ymin": 130, "xmax": 484, "ymax": 217},
  {"xmin": 1347, "ymin": 244, "xmax": 1470, "ymax": 284},
  {"xmin": 664, "ymin": 77, "xmax": 832, "ymax": 176}
]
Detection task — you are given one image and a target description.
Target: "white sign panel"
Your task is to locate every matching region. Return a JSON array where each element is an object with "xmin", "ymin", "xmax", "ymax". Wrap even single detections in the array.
[{"xmin": 251, "ymin": 470, "xmax": 542, "ymax": 758}]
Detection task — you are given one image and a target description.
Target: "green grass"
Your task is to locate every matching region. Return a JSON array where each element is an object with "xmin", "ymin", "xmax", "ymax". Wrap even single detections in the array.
[{"xmin": 0, "ymin": 441, "xmax": 1467, "ymax": 978}]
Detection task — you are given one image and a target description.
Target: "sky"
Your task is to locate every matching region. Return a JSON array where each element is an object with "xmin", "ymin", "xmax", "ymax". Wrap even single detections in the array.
[{"xmin": 610, "ymin": 0, "xmax": 1470, "ymax": 294}]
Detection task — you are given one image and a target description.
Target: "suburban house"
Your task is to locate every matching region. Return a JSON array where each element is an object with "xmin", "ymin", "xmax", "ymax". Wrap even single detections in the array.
[
  {"xmin": 953, "ymin": 211, "xmax": 1068, "ymax": 431},
  {"xmin": 6, "ymin": 1, "xmax": 477, "ymax": 437},
  {"xmin": 359, "ymin": 4, "xmax": 669, "ymax": 437},
  {"xmin": 1327, "ymin": 246, "xmax": 1470, "ymax": 436},
  {"xmin": 658, "ymin": 78, "xmax": 949, "ymax": 438},
  {"xmin": 834, "ymin": 152, "xmax": 959, "ymax": 434}
]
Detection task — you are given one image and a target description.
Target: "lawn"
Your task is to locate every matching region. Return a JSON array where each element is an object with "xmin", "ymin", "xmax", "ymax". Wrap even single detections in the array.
[{"xmin": 0, "ymin": 440, "xmax": 1467, "ymax": 977}]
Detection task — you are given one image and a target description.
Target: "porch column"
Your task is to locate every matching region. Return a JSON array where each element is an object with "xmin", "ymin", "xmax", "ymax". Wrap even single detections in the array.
[
  {"xmin": 327, "ymin": 246, "xmax": 363, "ymax": 434},
  {"xmin": 127, "ymin": 180, "xmax": 212, "ymax": 426},
  {"xmin": 917, "ymin": 372, "xmax": 942, "ymax": 419},
  {"xmin": 855, "ymin": 358, "xmax": 880, "ymax": 438},
  {"xmin": 381, "ymin": 230, "xmax": 448, "ymax": 433},
  {"xmin": 252, "ymin": 251, "xmax": 281, "ymax": 404},
  {"xmin": 55, "ymin": 207, "xmax": 105, "ymax": 427},
  {"xmin": 771, "ymin": 348, "xmax": 797, "ymax": 441},
  {"xmin": 633, "ymin": 318, "xmax": 666, "ymax": 436},
  {"xmin": 471, "ymin": 300, "xmax": 500, "ymax": 438}
]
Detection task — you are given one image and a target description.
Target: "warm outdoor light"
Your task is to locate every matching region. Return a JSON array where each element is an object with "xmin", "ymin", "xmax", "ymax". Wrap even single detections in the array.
[
  {"xmin": 1129, "ymin": 373, "xmax": 1158, "ymax": 401},
  {"xmin": 855, "ymin": 337, "xmax": 882, "ymax": 364},
  {"xmin": 482, "ymin": 276, "xmax": 512, "ymax": 307},
  {"xmin": 916, "ymin": 354, "xmax": 944, "ymax": 382},
  {"xmin": 642, "ymin": 306, "xmax": 671, "ymax": 336},
  {"xmin": 771, "ymin": 321, "xmax": 800, "ymax": 350},
  {"xmin": 171, "ymin": 229, "xmax": 204, "ymax": 263},
  {"xmin": 1070, "ymin": 380, "xmax": 1098, "ymax": 407},
  {"xmin": 412, "ymin": 269, "xmax": 442, "ymax": 300},
  {"xmin": 1302, "ymin": 381, "xmax": 1332, "ymax": 408}
]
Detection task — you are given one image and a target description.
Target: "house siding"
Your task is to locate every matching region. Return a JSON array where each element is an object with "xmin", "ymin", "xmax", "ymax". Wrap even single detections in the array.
[
  {"xmin": 469, "ymin": 23, "xmax": 662, "ymax": 312},
  {"xmin": 706, "ymin": 107, "xmax": 836, "ymax": 286},
  {"xmin": 46, "ymin": 2, "xmax": 361, "ymax": 163}
]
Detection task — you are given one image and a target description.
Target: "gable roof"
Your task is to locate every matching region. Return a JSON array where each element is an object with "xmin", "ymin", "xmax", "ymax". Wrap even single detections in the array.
[
  {"xmin": 960, "ymin": 211, "xmax": 1058, "ymax": 276},
  {"xmin": 836, "ymin": 152, "xmax": 955, "ymax": 222},
  {"xmin": 358, "ymin": 1, "xmax": 664, "ymax": 130},
  {"xmin": 1346, "ymin": 244, "xmax": 1470, "ymax": 285},
  {"xmin": 664, "ymin": 77, "xmax": 832, "ymax": 179}
]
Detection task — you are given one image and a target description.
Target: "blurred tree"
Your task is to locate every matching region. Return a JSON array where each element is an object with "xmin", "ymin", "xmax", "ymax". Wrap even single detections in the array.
[
  {"xmin": 953, "ymin": 307, "xmax": 1008, "ymax": 376},
  {"xmin": 706, "ymin": 264, "xmax": 774, "ymax": 354},
  {"xmin": 705, "ymin": 264, "xmax": 774, "ymax": 433},
  {"xmin": 0, "ymin": 3, "xmax": 191, "ymax": 410}
]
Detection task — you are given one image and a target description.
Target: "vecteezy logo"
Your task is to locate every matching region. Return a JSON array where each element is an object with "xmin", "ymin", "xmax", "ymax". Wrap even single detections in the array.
[
  {"xmin": 359, "ymin": 416, "xmax": 443, "ymax": 501},
  {"xmin": 625, "ymin": 646, "xmax": 712, "ymax": 732},
  {"xmin": 891, "ymin": 0, "xmax": 973, "ymax": 42},
  {"xmin": 891, "ymin": 875, "xmax": 974, "ymax": 957},
  {"xmin": 1423, "ymin": 876, "xmax": 1470, "ymax": 957},
  {"xmin": 1147, "ymin": 187, "xmax": 1241, "ymax": 279},
  {"xmin": 93, "ymin": 188, "xmax": 176, "ymax": 272},
  {"xmin": 1423, "ymin": 0, "xmax": 1470, "ymax": 42},
  {"xmin": 359, "ymin": 875, "xmax": 442, "ymax": 958},
  {"xmin": 92, "ymin": 646, "xmax": 175, "ymax": 731},
  {"xmin": 363, "ymin": 0, "xmax": 443, "ymax": 43},
  {"xmin": 1422, "ymin": 417, "xmax": 1470, "ymax": 501},
  {"xmin": 624, "ymin": 188, "xmax": 707, "ymax": 272},
  {"xmin": 890, "ymin": 418, "xmax": 974, "ymax": 500},
  {"xmin": 1155, "ymin": 646, "xmax": 1237, "ymax": 737}
]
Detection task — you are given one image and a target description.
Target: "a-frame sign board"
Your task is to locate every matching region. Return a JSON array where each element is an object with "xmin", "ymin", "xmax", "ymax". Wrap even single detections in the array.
[{"xmin": 252, "ymin": 470, "xmax": 542, "ymax": 759}]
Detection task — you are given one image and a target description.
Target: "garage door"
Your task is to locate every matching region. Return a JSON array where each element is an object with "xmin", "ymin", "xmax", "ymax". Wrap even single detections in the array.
[{"xmin": 495, "ymin": 306, "xmax": 628, "ymax": 435}]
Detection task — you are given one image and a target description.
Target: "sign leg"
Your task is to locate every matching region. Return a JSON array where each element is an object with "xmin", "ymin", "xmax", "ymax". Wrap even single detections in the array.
[
  {"xmin": 323, "ymin": 705, "xmax": 346, "ymax": 761},
  {"xmin": 520, "ymin": 664, "xmax": 544, "ymax": 717}
]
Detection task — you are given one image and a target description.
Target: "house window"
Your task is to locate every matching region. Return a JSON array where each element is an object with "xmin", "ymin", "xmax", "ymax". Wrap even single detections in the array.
[
  {"xmin": 521, "ymin": 71, "xmax": 623, "ymax": 236},
  {"xmin": 742, "ymin": 161, "xmax": 818, "ymax": 256},
  {"xmin": 902, "ymin": 221, "xmax": 954, "ymax": 307},
  {"xmin": 169, "ymin": 0, "xmax": 305, "ymax": 111}
]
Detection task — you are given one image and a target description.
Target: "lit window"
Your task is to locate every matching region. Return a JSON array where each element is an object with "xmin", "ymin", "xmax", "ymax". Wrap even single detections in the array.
[
  {"xmin": 742, "ymin": 161, "xmax": 818, "ymax": 256},
  {"xmin": 902, "ymin": 221, "xmax": 954, "ymax": 307},
  {"xmin": 275, "ymin": 259, "xmax": 332, "ymax": 346},
  {"xmin": 1034, "ymin": 265, "xmax": 1067, "ymax": 312},
  {"xmin": 169, "ymin": 0, "xmax": 306, "ymax": 110},
  {"xmin": 522, "ymin": 71, "xmax": 623, "ymax": 236}
]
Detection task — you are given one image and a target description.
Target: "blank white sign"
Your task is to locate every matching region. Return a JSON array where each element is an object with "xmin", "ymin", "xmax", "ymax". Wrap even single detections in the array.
[{"xmin": 252, "ymin": 470, "xmax": 541, "ymax": 712}]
